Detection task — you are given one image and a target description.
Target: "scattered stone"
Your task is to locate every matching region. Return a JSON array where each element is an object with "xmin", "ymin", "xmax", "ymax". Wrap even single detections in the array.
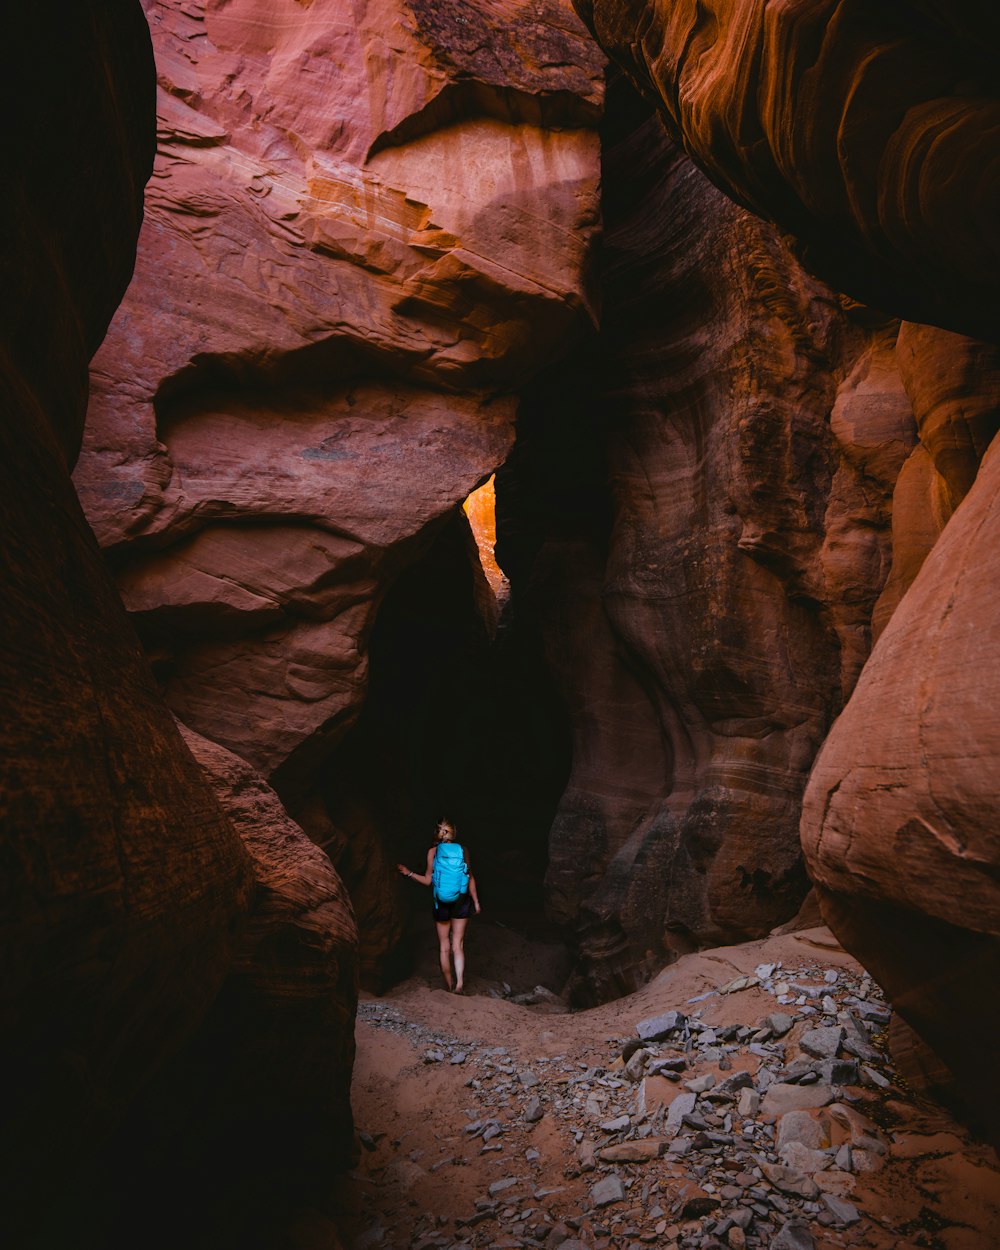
[
  {"xmin": 489, "ymin": 1177, "xmax": 520, "ymax": 1197},
  {"xmin": 524, "ymin": 1096, "xmax": 544, "ymax": 1123},
  {"xmin": 666, "ymin": 1092, "xmax": 698, "ymax": 1134},
  {"xmin": 424, "ymin": 1049, "xmax": 445, "ymax": 1063},
  {"xmin": 766, "ymin": 1013, "xmax": 795, "ymax": 1038},
  {"xmin": 822, "ymin": 1194, "xmax": 861, "ymax": 1225},
  {"xmin": 776, "ymin": 1111, "xmax": 830, "ymax": 1151},
  {"xmin": 738, "ymin": 1088, "xmax": 760, "ymax": 1118},
  {"xmin": 685, "ymin": 1073, "xmax": 716, "ymax": 1094},
  {"xmin": 519, "ymin": 1070, "xmax": 540, "ymax": 1088},
  {"xmin": 591, "ymin": 1174, "xmax": 625, "ymax": 1207},
  {"xmin": 771, "ymin": 1221, "xmax": 816, "ymax": 1249},
  {"xmin": 861, "ymin": 1064, "xmax": 890, "ymax": 1089},
  {"xmin": 598, "ymin": 1139, "xmax": 666, "ymax": 1163},
  {"xmin": 799, "ymin": 1026, "xmax": 844, "ymax": 1060},
  {"xmin": 525, "ymin": 1148, "xmax": 540, "ymax": 1163},
  {"xmin": 578, "ymin": 1140, "xmax": 596, "ymax": 1173},
  {"xmin": 823, "ymin": 970, "xmax": 839, "ymax": 985},
  {"xmin": 636, "ymin": 1010, "xmax": 687, "ymax": 1041},
  {"xmin": 358, "ymin": 1131, "xmax": 377, "ymax": 1152},
  {"xmin": 779, "ymin": 1141, "xmax": 832, "ymax": 1174},
  {"xmin": 761, "ymin": 1083, "xmax": 834, "ymax": 1116},
  {"xmin": 759, "ymin": 1161, "xmax": 821, "ymax": 1199},
  {"xmin": 599, "ymin": 1115, "xmax": 630, "ymax": 1133}
]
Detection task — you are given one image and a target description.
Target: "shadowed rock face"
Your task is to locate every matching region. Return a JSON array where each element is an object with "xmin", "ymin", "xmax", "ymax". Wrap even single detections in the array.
[
  {"xmin": 576, "ymin": 0, "xmax": 1000, "ymax": 1126},
  {"xmin": 575, "ymin": 0, "xmax": 1000, "ymax": 343},
  {"xmin": 0, "ymin": 4, "xmax": 257, "ymax": 1240},
  {"xmin": 501, "ymin": 76, "xmax": 923, "ymax": 1004},
  {"xmin": 76, "ymin": 0, "xmax": 602, "ymax": 800}
]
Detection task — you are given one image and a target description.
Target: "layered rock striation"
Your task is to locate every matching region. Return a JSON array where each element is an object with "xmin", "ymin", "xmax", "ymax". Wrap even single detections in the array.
[
  {"xmin": 577, "ymin": 0, "xmax": 1000, "ymax": 1126},
  {"xmin": 74, "ymin": 0, "xmax": 604, "ymax": 985},
  {"xmin": 574, "ymin": 0, "xmax": 1000, "ymax": 342},
  {"xmin": 503, "ymin": 76, "xmax": 922, "ymax": 1003}
]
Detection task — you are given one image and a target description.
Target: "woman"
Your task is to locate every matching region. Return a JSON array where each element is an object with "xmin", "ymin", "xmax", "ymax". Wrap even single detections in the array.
[{"xmin": 397, "ymin": 819, "xmax": 480, "ymax": 994}]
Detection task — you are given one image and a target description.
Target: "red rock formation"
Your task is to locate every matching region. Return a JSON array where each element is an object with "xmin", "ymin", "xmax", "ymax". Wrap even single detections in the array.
[
  {"xmin": 76, "ymin": 0, "xmax": 603, "ymax": 799},
  {"xmin": 0, "ymin": 4, "xmax": 258, "ymax": 1241},
  {"xmin": 575, "ymin": 0, "xmax": 1000, "ymax": 342},
  {"xmin": 576, "ymin": 0, "xmax": 1000, "ymax": 1127},
  {"xmin": 502, "ymin": 76, "xmax": 919, "ymax": 1003},
  {"xmin": 802, "ymin": 436, "xmax": 1000, "ymax": 1132}
]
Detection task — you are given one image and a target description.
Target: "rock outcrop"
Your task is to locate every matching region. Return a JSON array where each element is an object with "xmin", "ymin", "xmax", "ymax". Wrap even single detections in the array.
[
  {"xmin": 0, "ymin": 5, "xmax": 257, "ymax": 1242},
  {"xmin": 74, "ymin": 0, "xmax": 603, "ymax": 983},
  {"xmin": 501, "ymin": 75, "xmax": 920, "ymax": 1003},
  {"xmin": 574, "ymin": 0, "xmax": 1000, "ymax": 342},
  {"xmin": 576, "ymin": 0, "xmax": 1000, "ymax": 1126}
]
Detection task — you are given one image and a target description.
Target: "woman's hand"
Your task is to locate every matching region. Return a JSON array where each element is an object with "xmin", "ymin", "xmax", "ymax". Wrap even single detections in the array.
[{"xmin": 396, "ymin": 863, "xmax": 410, "ymax": 877}]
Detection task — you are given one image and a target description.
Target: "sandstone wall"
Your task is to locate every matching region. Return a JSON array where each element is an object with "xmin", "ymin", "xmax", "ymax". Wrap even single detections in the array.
[
  {"xmin": 0, "ymin": 5, "xmax": 256, "ymax": 1241},
  {"xmin": 502, "ymin": 76, "xmax": 923, "ymax": 1003},
  {"xmin": 574, "ymin": 0, "xmax": 1000, "ymax": 342},
  {"xmin": 576, "ymin": 0, "xmax": 1000, "ymax": 1126}
]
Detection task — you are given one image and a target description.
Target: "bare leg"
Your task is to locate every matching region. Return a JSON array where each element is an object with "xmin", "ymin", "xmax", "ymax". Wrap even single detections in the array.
[
  {"xmin": 436, "ymin": 920, "xmax": 453, "ymax": 990},
  {"xmin": 451, "ymin": 917, "xmax": 468, "ymax": 993}
]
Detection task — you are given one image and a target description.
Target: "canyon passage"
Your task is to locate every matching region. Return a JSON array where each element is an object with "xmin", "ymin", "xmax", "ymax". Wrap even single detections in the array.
[{"xmin": 1, "ymin": 2, "xmax": 999, "ymax": 1249}]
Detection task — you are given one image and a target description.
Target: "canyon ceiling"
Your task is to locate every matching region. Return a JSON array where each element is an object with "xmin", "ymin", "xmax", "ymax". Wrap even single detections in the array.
[{"xmin": 2, "ymin": 0, "xmax": 999, "ymax": 1241}]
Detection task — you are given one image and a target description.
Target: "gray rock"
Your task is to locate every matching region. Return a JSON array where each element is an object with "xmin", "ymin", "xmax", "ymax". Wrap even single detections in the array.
[
  {"xmin": 765, "ymin": 1012, "xmax": 796, "ymax": 1038},
  {"xmin": 423, "ymin": 1049, "xmax": 445, "ymax": 1063},
  {"xmin": 599, "ymin": 1115, "xmax": 630, "ymax": 1133},
  {"xmin": 685, "ymin": 1073, "xmax": 716, "ymax": 1094},
  {"xmin": 577, "ymin": 1140, "xmax": 596, "ymax": 1173},
  {"xmin": 590, "ymin": 1174, "xmax": 625, "ymax": 1207},
  {"xmin": 799, "ymin": 1027, "xmax": 844, "ymax": 1060},
  {"xmin": 666, "ymin": 1092, "xmax": 698, "ymax": 1134},
  {"xmin": 761, "ymin": 1083, "xmax": 834, "ymax": 1116},
  {"xmin": 737, "ymin": 1088, "xmax": 760, "ymax": 1118},
  {"xmin": 450, "ymin": 1052, "xmax": 467, "ymax": 1065},
  {"xmin": 636, "ymin": 1010, "xmax": 687, "ymax": 1041},
  {"xmin": 861, "ymin": 1065, "xmax": 891, "ymax": 1089},
  {"xmin": 523, "ymin": 1096, "xmax": 544, "ymax": 1123},
  {"xmin": 759, "ymin": 1160, "xmax": 820, "ymax": 1199},
  {"xmin": 776, "ymin": 1111, "xmax": 830, "ymax": 1152},
  {"xmin": 625, "ymin": 1048, "xmax": 652, "ymax": 1081},
  {"xmin": 823, "ymin": 969, "xmax": 839, "ymax": 984},
  {"xmin": 813, "ymin": 1058, "xmax": 860, "ymax": 1086},
  {"xmin": 519, "ymin": 1070, "xmax": 540, "ymax": 1088},
  {"xmin": 822, "ymin": 1194, "xmax": 861, "ymax": 1225},
  {"xmin": 852, "ymin": 1001, "xmax": 891, "ymax": 1025},
  {"xmin": 488, "ymin": 1177, "xmax": 520, "ymax": 1197},
  {"xmin": 771, "ymin": 1221, "xmax": 816, "ymax": 1249},
  {"xmin": 834, "ymin": 1144, "xmax": 853, "ymax": 1172},
  {"xmin": 525, "ymin": 1148, "xmax": 540, "ymax": 1162}
]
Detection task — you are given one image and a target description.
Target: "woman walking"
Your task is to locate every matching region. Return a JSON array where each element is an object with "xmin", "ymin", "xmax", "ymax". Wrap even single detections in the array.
[{"xmin": 398, "ymin": 819, "xmax": 480, "ymax": 993}]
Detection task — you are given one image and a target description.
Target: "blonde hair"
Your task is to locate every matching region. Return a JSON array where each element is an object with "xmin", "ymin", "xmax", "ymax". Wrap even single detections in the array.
[{"xmin": 436, "ymin": 819, "xmax": 456, "ymax": 842}]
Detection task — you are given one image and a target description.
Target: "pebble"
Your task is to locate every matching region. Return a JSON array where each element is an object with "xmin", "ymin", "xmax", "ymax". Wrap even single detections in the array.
[
  {"xmin": 636, "ymin": 1010, "xmax": 687, "ymax": 1041},
  {"xmin": 591, "ymin": 1174, "xmax": 626, "ymax": 1207},
  {"xmin": 771, "ymin": 1220, "xmax": 817, "ymax": 1249}
]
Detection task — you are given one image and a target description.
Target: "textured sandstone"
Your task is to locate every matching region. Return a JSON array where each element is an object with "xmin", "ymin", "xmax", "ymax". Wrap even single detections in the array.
[
  {"xmin": 802, "ymin": 435, "xmax": 1000, "ymax": 1132},
  {"xmin": 76, "ymin": 0, "xmax": 603, "ymax": 796},
  {"xmin": 504, "ymin": 79, "xmax": 918, "ymax": 1002},
  {"xmin": 0, "ymin": 3, "xmax": 257, "ymax": 1239},
  {"xmin": 575, "ymin": 0, "xmax": 1000, "ymax": 342},
  {"xmin": 175, "ymin": 725, "xmax": 359, "ymax": 1174}
]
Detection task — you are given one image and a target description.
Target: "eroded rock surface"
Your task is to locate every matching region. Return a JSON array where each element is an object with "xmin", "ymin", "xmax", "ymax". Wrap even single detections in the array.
[
  {"xmin": 76, "ymin": 0, "xmax": 603, "ymax": 800},
  {"xmin": 506, "ymin": 79, "xmax": 918, "ymax": 1003},
  {"xmin": 575, "ymin": 0, "xmax": 1000, "ymax": 342}
]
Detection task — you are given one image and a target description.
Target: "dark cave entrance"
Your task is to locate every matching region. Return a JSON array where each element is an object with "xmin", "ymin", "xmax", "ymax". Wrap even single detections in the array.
[{"xmin": 317, "ymin": 490, "xmax": 573, "ymax": 992}]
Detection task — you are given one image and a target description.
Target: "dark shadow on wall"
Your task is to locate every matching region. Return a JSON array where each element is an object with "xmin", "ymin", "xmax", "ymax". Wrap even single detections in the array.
[{"xmin": 317, "ymin": 506, "xmax": 572, "ymax": 989}]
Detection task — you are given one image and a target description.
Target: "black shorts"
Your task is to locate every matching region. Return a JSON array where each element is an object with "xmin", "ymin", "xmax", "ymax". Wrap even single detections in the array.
[{"xmin": 433, "ymin": 893, "xmax": 473, "ymax": 922}]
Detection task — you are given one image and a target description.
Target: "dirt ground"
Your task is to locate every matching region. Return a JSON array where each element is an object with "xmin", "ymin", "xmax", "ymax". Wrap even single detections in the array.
[{"xmin": 296, "ymin": 922, "xmax": 1000, "ymax": 1250}]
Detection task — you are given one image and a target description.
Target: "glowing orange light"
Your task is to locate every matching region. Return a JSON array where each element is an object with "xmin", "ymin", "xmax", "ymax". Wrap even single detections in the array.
[{"xmin": 463, "ymin": 475, "xmax": 507, "ymax": 599}]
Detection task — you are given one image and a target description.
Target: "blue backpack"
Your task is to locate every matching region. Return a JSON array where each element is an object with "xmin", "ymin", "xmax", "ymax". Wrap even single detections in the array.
[{"xmin": 432, "ymin": 842, "xmax": 469, "ymax": 903}]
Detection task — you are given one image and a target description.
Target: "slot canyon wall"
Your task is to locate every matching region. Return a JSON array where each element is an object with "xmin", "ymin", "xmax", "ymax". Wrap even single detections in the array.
[
  {"xmin": 575, "ymin": 0, "xmax": 1000, "ymax": 1129},
  {"xmin": 13, "ymin": 9, "xmax": 994, "ymax": 1232},
  {"xmin": 1, "ymin": 5, "xmax": 358, "ymax": 1246}
]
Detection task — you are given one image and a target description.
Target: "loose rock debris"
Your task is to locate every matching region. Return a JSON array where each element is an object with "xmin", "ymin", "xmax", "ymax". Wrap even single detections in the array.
[{"xmin": 328, "ymin": 928, "xmax": 1000, "ymax": 1250}]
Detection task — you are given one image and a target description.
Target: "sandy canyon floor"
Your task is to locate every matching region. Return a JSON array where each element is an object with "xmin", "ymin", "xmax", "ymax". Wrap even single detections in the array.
[{"xmin": 305, "ymin": 923, "xmax": 1000, "ymax": 1250}]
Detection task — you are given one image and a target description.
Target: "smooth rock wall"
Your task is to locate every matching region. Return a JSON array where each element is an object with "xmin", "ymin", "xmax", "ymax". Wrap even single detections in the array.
[
  {"xmin": 499, "ymin": 74, "xmax": 924, "ymax": 1003},
  {"xmin": 574, "ymin": 0, "xmax": 1000, "ymax": 342}
]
